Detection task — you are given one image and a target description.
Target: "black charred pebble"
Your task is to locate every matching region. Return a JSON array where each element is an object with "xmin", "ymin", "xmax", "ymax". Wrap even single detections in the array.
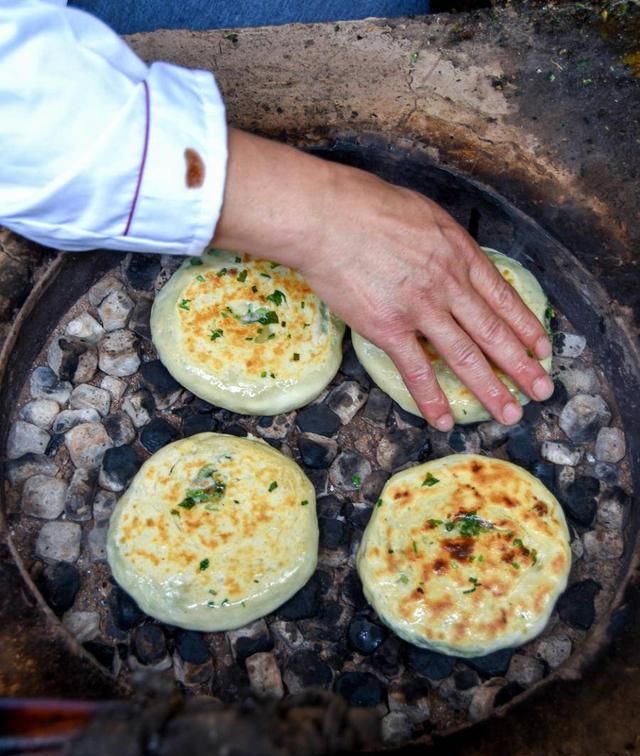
[
  {"xmin": 140, "ymin": 359, "xmax": 181, "ymax": 398},
  {"xmin": 370, "ymin": 636, "xmax": 403, "ymax": 677},
  {"xmin": 103, "ymin": 412, "xmax": 135, "ymax": 447},
  {"xmin": 296, "ymin": 404, "xmax": 341, "ymax": 437},
  {"xmin": 174, "ymin": 630, "xmax": 210, "ymax": 664},
  {"xmin": 563, "ymin": 476, "xmax": 600, "ymax": 526},
  {"xmin": 45, "ymin": 433, "xmax": 65, "ymax": 457},
  {"xmin": 557, "ymin": 579, "xmax": 601, "ymax": 630},
  {"xmin": 54, "ymin": 337, "xmax": 91, "ymax": 382},
  {"xmin": 348, "ymin": 618, "xmax": 386, "ymax": 654},
  {"xmin": 506, "ymin": 425, "xmax": 538, "ymax": 469},
  {"xmin": 140, "ymin": 417, "xmax": 179, "ymax": 453},
  {"xmin": 316, "ymin": 494, "xmax": 344, "ymax": 518},
  {"xmin": 530, "ymin": 461, "xmax": 556, "ymax": 494},
  {"xmin": 277, "ymin": 573, "xmax": 321, "ymax": 620},
  {"xmin": 393, "ymin": 403, "xmax": 427, "ymax": 429},
  {"xmin": 361, "ymin": 470, "xmax": 390, "ymax": 504},
  {"xmin": 319, "ymin": 517, "xmax": 348, "ymax": 549},
  {"xmin": 83, "ymin": 641, "xmax": 116, "ymax": 670},
  {"xmin": 129, "ymin": 298, "xmax": 152, "ymax": 340},
  {"xmin": 378, "ymin": 428, "xmax": 430, "ymax": 469},
  {"xmin": 454, "ymin": 669, "xmax": 480, "ymax": 690},
  {"xmin": 36, "ymin": 562, "xmax": 80, "ymax": 614},
  {"xmin": 406, "ymin": 646, "xmax": 454, "ymax": 680},
  {"xmin": 306, "ymin": 468, "xmax": 328, "ymax": 495},
  {"xmin": 466, "ymin": 648, "xmax": 514, "ymax": 678},
  {"xmin": 362, "ymin": 388, "xmax": 392, "ymax": 425},
  {"xmin": 234, "ymin": 633, "xmax": 274, "ymax": 664},
  {"xmin": 494, "ymin": 681, "xmax": 525, "ymax": 708},
  {"xmin": 182, "ymin": 413, "xmax": 215, "ymax": 436},
  {"xmin": 448, "ymin": 429, "xmax": 475, "ymax": 453},
  {"xmin": 109, "ymin": 586, "xmax": 145, "ymax": 630},
  {"xmin": 334, "ymin": 671, "xmax": 385, "ymax": 707},
  {"xmin": 126, "ymin": 254, "xmax": 161, "ymax": 290},
  {"xmin": 340, "ymin": 342, "xmax": 368, "ymax": 380},
  {"xmin": 341, "ymin": 571, "xmax": 368, "ymax": 611},
  {"xmin": 284, "ymin": 649, "xmax": 333, "ymax": 689},
  {"xmin": 133, "ymin": 624, "xmax": 167, "ymax": 665},
  {"xmin": 101, "ymin": 445, "xmax": 142, "ymax": 489},
  {"xmin": 298, "ymin": 434, "xmax": 338, "ymax": 469},
  {"xmin": 300, "ymin": 603, "xmax": 348, "ymax": 642},
  {"xmin": 224, "ymin": 423, "xmax": 247, "ymax": 437},
  {"xmin": 347, "ymin": 502, "xmax": 373, "ymax": 530}
]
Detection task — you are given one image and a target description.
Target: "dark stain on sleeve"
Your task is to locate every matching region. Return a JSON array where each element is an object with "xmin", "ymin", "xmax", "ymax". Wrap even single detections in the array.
[{"xmin": 185, "ymin": 148, "xmax": 205, "ymax": 188}]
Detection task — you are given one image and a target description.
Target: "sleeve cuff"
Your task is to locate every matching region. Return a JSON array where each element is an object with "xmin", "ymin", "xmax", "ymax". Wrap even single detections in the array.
[{"xmin": 119, "ymin": 62, "xmax": 228, "ymax": 256}]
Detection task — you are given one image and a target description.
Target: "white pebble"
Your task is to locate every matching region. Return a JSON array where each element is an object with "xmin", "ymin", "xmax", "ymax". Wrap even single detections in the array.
[
  {"xmin": 36, "ymin": 521, "xmax": 81, "ymax": 563},
  {"xmin": 541, "ymin": 440, "xmax": 582, "ymax": 466},
  {"xmin": 20, "ymin": 399, "xmax": 60, "ymax": 429},
  {"xmin": 7, "ymin": 420, "xmax": 50, "ymax": 459},
  {"xmin": 595, "ymin": 427, "xmax": 626, "ymax": 464},
  {"xmin": 65, "ymin": 313, "xmax": 105, "ymax": 343},
  {"xmin": 535, "ymin": 635, "xmax": 572, "ymax": 668},
  {"xmin": 22, "ymin": 474, "xmax": 67, "ymax": 519}
]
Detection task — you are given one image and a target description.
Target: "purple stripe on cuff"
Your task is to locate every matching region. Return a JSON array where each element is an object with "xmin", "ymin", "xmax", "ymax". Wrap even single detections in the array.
[{"xmin": 123, "ymin": 80, "xmax": 150, "ymax": 236}]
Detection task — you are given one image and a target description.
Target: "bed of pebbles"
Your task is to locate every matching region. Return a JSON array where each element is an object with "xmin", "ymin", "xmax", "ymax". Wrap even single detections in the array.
[{"xmin": 3, "ymin": 253, "xmax": 633, "ymax": 745}]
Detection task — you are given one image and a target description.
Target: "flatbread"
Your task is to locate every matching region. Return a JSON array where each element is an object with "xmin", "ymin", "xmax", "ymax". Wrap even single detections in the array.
[
  {"xmin": 352, "ymin": 248, "xmax": 553, "ymax": 424},
  {"xmin": 151, "ymin": 249, "xmax": 345, "ymax": 414},
  {"xmin": 357, "ymin": 454, "xmax": 571, "ymax": 656},
  {"xmin": 107, "ymin": 433, "xmax": 318, "ymax": 631}
]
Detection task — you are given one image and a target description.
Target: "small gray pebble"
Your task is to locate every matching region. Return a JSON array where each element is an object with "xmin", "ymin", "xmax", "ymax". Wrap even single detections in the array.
[
  {"xmin": 30, "ymin": 366, "xmax": 72, "ymax": 404},
  {"xmin": 6, "ymin": 453, "xmax": 58, "ymax": 487},
  {"xmin": 559, "ymin": 394, "xmax": 612, "ymax": 443},
  {"xmin": 20, "ymin": 399, "xmax": 60, "ymax": 429},
  {"xmin": 326, "ymin": 381, "xmax": 368, "ymax": 424},
  {"xmin": 553, "ymin": 332, "xmax": 587, "ymax": 358},
  {"xmin": 594, "ymin": 427, "xmax": 626, "ymax": 463},
  {"xmin": 98, "ymin": 289, "xmax": 135, "ymax": 331},
  {"xmin": 36, "ymin": 521, "xmax": 82, "ymax": 563},
  {"xmin": 70, "ymin": 384, "xmax": 111, "ymax": 417},
  {"xmin": 22, "ymin": 475, "xmax": 67, "ymax": 519},
  {"xmin": 506, "ymin": 655, "xmax": 545, "ymax": 686},
  {"xmin": 583, "ymin": 528, "xmax": 624, "ymax": 560},
  {"xmin": 88, "ymin": 275, "xmax": 126, "ymax": 307},
  {"xmin": 100, "ymin": 375, "xmax": 126, "ymax": 401},
  {"xmin": 93, "ymin": 490, "xmax": 117, "ymax": 522},
  {"xmin": 88, "ymin": 522, "xmax": 109, "ymax": 562},
  {"xmin": 541, "ymin": 440, "xmax": 582, "ymax": 466},
  {"xmin": 7, "ymin": 420, "xmax": 50, "ymax": 459},
  {"xmin": 62, "ymin": 611, "xmax": 101, "ymax": 643},
  {"xmin": 122, "ymin": 389, "xmax": 154, "ymax": 428},
  {"xmin": 381, "ymin": 712, "xmax": 413, "ymax": 745},
  {"xmin": 535, "ymin": 635, "xmax": 572, "ymax": 668},
  {"xmin": 64, "ymin": 422, "xmax": 113, "ymax": 469},
  {"xmin": 98, "ymin": 329, "xmax": 140, "ymax": 377},
  {"xmin": 53, "ymin": 408, "xmax": 101, "ymax": 434},
  {"xmin": 65, "ymin": 313, "xmax": 105, "ymax": 343}
]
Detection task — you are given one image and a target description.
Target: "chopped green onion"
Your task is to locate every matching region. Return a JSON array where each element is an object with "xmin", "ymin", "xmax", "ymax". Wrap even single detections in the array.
[
  {"xmin": 189, "ymin": 258, "xmax": 203, "ymax": 266},
  {"xmin": 268, "ymin": 481, "xmax": 278, "ymax": 492},
  {"xmin": 237, "ymin": 269, "xmax": 248, "ymax": 282},
  {"xmin": 199, "ymin": 558, "xmax": 209, "ymax": 571},
  {"xmin": 210, "ymin": 328, "xmax": 223, "ymax": 341},
  {"xmin": 179, "ymin": 299, "xmax": 191, "ymax": 311},
  {"xmin": 422, "ymin": 472, "xmax": 440, "ymax": 487},
  {"xmin": 266, "ymin": 289, "xmax": 287, "ymax": 306}
]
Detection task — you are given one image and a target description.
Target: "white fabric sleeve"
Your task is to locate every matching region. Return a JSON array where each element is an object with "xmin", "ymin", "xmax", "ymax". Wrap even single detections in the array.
[{"xmin": 0, "ymin": 0, "xmax": 228, "ymax": 256}]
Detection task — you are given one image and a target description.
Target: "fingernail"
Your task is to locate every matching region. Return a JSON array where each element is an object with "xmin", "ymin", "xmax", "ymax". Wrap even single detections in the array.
[
  {"xmin": 535, "ymin": 336, "xmax": 552, "ymax": 360},
  {"xmin": 503, "ymin": 402, "xmax": 522, "ymax": 425},
  {"xmin": 533, "ymin": 375, "xmax": 554, "ymax": 401},
  {"xmin": 434, "ymin": 413, "xmax": 454, "ymax": 432}
]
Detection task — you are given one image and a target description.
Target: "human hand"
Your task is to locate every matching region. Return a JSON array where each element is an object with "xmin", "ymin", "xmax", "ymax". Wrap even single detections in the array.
[{"xmin": 213, "ymin": 129, "xmax": 553, "ymax": 431}]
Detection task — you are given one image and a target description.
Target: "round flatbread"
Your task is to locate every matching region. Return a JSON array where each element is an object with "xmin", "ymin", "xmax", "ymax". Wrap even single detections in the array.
[
  {"xmin": 352, "ymin": 248, "xmax": 553, "ymax": 424},
  {"xmin": 357, "ymin": 454, "xmax": 571, "ymax": 656},
  {"xmin": 107, "ymin": 433, "xmax": 318, "ymax": 631},
  {"xmin": 151, "ymin": 249, "xmax": 345, "ymax": 414}
]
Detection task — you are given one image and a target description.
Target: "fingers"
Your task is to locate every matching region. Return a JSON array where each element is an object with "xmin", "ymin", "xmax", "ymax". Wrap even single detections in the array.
[
  {"xmin": 451, "ymin": 294, "xmax": 554, "ymax": 403},
  {"xmin": 384, "ymin": 335, "xmax": 455, "ymax": 432},
  {"xmin": 469, "ymin": 254, "xmax": 551, "ymax": 360},
  {"xmin": 423, "ymin": 314, "xmax": 528, "ymax": 426}
]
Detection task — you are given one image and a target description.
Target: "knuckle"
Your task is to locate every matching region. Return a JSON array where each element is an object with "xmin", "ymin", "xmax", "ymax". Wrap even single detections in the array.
[
  {"xmin": 449, "ymin": 338, "xmax": 481, "ymax": 371},
  {"xmin": 477, "ymin": 313, "xmax": 505, "ymax": 344},
  {"xmin": 490, "ymin": 276, "xmax": 516, "ymax": 310}
]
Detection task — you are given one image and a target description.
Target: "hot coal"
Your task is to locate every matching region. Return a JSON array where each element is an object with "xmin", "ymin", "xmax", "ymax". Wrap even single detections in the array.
[
  {"xmin": 36, "ymin": 561, "xmax": 80, "ymax": 614},
  {"xmin": 348, "ymin": 618, "xmax": 387, "ymax": 654},
  {"xmin": 563, "ymin": 476, "xmax": 600, "ymax": 526},
  {"xmin": 174, "ymin": 631, "xmax": 210, "ymax": 665},
  {"xmin": 109, "ymin": 586, "xmax": 145, "ymax": 630},
  {"xmin": 133, "ymin": 624, "xmax": 167, "ymax": 665},
  {"xmin": 296, "ymin": 404, "xmax": 341, "ymax": 436},
  {"xmin": 334, "ymin": 671, "xmax": 385, "ymax": 707},
  {"xmin": 466, "ymin": 648, "xmax": 514, "ymax": 678},
  {"xmin": 276, "ymin": 573, "xmax": 321, "ymax": 620},
  {"xmin": 557, "ymin": 579, "xmax": 601, "ymax": 630},
  {"xmin": 140, "ymin": 417, "xmax": 179, "ymax": 453},
  {"xmin": 284, "ymin": 649, "xmax": 333, "ymax": 692},
  {"xmin": 126, "ymin": 254, "xmax": 161, "ymax": 290},
  {"xmin": 405, "ymin": 647, "xmax": 454, "ymax": 680},
  {"xmin": 319, "ymin": 517, "xmax": 348, "ymax": 549}
]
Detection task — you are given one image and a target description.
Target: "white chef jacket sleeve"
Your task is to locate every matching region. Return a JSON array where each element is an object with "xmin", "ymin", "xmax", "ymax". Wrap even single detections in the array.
[{"xmin": 0, "ymin": 0, "xmax": 228, "ymax": 256}]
